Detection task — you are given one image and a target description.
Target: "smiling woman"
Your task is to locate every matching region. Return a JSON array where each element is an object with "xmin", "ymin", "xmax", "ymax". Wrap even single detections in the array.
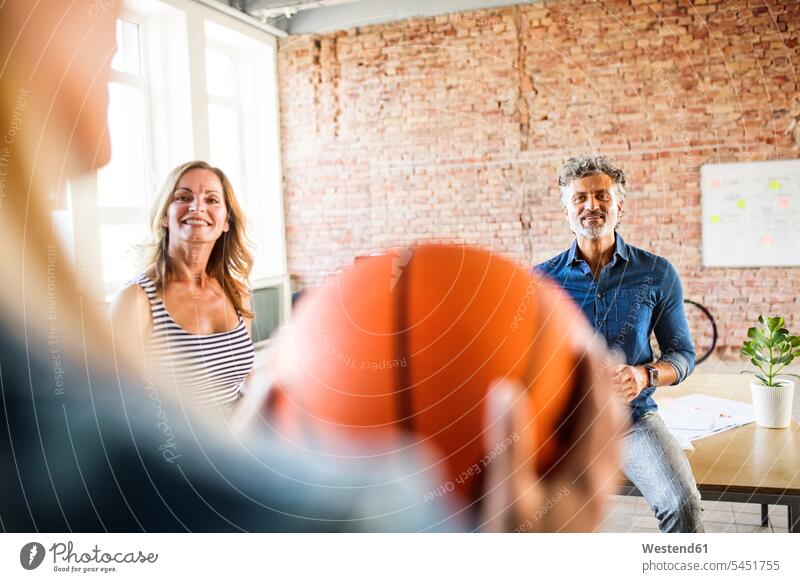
[{"xmin": 110, "ymin": 161, "xmax": 255, "ymax": 411}]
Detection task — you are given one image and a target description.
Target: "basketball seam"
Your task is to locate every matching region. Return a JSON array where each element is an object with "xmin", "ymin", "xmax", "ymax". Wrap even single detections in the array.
[{"xmin": 394, "ymin": 250, "xmax": 414, "ymax": 431}]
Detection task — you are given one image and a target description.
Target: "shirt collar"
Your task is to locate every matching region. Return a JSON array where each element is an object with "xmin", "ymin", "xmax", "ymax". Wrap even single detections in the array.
[
  {"xmin": 614, "ymin": 233, "xmax": 630, "ymax": 262},
  {"xmin": 568, "ymin": 233, "xmax": 630, "ymax": 265},
  {"xmin": 567, "ymin": 239, "xmax": 581, "ymax": 264}
]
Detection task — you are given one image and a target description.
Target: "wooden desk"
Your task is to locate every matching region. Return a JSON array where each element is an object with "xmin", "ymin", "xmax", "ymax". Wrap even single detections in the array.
[{"xmin": 619, "ymin": 373, "xmax": 800, "ymax": 533}]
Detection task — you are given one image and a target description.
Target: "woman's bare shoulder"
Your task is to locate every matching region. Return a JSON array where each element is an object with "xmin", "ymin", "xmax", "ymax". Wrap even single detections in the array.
[{"xmin": 110, "ymin": 280, "xmax": 150, "ymax": 315}]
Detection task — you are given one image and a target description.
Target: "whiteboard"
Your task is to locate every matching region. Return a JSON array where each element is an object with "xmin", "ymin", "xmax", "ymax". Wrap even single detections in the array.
[{"xmin": 701, "ymin": 159, "xmax": 800, "ymax": 267}]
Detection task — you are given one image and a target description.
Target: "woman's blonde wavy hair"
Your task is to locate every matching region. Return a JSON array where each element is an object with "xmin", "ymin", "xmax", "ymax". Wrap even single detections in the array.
[{"xmin": 144, "ymin": 161, "xmax": 254, "ymax": 319}]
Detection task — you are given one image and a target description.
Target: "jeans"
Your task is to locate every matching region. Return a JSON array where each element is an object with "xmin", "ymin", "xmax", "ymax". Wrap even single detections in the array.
[{"xmin": 622, "ymin": 411, "xmax": 704, "ymax": 533}]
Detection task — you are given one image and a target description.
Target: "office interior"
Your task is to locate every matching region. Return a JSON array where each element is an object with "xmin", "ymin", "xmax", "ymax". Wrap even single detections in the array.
[{"xmin": 53, "ymin": 0, "xmax": 800, "ymax": 533}]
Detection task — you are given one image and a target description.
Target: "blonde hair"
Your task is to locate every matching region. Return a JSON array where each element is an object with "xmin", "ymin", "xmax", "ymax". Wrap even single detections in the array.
[{"xmin": 144, "ymin": 161, "xmax": 254, "ymax": 318}]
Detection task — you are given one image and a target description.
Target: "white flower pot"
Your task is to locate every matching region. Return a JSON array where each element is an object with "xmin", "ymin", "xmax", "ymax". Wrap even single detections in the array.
[{"xmin": 750, "ymin": 380, "xmax": 795, "ymax": 429}]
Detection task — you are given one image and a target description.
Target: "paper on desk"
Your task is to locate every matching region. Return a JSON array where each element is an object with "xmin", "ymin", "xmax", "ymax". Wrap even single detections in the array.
[{"xmin": 658, "ymin": 393, "xmax": 755, "ymax": 446}]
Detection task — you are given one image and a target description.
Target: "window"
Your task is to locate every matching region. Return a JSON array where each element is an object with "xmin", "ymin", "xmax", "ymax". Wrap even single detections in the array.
[
  {"xmin": 202, "ymin": 20, "xmax": 285, "ymax": 281},
  {"xmin": 97, "ymin": 17, "xmax": 153, "ymax": 294},
  {"xmin": 206, "ymin": 43, "xmax": 244, "ymax": 194},
  {"xmin": 60, "ymin": 0, "xmax": 286, "ymax": 300}
]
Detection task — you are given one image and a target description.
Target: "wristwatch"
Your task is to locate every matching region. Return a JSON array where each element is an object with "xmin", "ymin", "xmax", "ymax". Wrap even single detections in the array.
[{"xmin": 645, "ymin": 365, "xmax": 659, "ymax": 388}]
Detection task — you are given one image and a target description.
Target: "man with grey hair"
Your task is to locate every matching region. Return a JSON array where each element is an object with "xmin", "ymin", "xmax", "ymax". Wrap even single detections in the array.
[{"xmin": 536, "ymin": 154, "xmax": 703, "ymax": 533}]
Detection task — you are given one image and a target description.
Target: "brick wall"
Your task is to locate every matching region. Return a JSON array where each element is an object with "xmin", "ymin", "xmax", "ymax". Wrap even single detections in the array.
[{"xmin": 276, "ymin": 0, "xmax": 800, "ymax": 358}]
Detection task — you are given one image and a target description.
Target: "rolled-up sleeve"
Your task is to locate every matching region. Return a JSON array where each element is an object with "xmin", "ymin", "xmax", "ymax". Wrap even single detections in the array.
[{"xmin": 653, "ymin": 260, "xmax": 696, "ymax": 384}]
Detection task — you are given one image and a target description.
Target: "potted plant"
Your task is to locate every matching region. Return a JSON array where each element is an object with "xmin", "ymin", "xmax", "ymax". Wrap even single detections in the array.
[{"xmin": 740, "ymin": 316, "xmax": 799, "ymax": 429}]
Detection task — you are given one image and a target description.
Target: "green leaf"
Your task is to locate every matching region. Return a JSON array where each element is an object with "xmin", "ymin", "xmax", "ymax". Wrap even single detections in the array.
[
  {"xmin": 748, "ymin": 333, "xmax": 769, "ymax": 349},
  {"xmin": 744, "ymin": 315, "xmax": 800, "ymax": 377},
  {"xmin": 772, "ymin": 329, "xmax": 789, "ymax": 344}
]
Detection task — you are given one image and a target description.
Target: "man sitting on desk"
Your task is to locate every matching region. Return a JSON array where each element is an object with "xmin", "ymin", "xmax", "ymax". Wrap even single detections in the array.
[{"xmin": 536, "ymin": 155, "xmax": 703, "ymax": 533}]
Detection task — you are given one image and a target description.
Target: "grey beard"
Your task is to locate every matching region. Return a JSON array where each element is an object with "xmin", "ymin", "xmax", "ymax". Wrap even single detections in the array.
[{"xmin": 569, "ymin": 216, "xmax": 615, "ymax": 239}]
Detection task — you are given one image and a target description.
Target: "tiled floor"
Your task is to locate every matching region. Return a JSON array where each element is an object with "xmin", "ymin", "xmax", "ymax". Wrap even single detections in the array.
[{"xmin": 596, "ymin": 495, "xmax": 790, "ymax": 533}]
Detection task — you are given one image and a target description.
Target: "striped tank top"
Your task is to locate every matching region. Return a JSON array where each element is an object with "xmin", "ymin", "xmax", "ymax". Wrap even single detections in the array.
[{"xmin": 136, "ymin": 274, "xmax": 255, "ymax": 408}]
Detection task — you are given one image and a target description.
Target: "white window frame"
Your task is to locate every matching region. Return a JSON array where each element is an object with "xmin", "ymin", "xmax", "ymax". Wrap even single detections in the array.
[{"xmin": 100, "ymin": 10, "xmax": 157, "ymax": 244}]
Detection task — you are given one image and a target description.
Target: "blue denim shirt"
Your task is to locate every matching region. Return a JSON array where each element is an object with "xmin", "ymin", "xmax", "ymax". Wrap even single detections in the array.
[{"xmin": 536, "ymin": 234, "xmax": 696, "ymax": 421}]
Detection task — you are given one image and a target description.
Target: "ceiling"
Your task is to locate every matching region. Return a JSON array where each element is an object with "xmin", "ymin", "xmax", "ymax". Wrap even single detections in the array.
[
  {"xmin": 237, "ymin": 0, "xmax": 362, "ymax": 21},
  {"xmin": 219, "ymin": 0, "xmax": 538, "ymax": 34}
]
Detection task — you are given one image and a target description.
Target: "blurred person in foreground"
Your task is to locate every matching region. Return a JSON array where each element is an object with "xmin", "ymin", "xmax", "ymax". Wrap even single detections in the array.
[
  {"xmin": 111, "ymin": 161, "xmax": 255, "ymax": 414},
  {"xmin": 0, "ymin": 0, "xmax": 624, "ymax": 533},
  {"xmin": 0, "ymin": 0, "xmax": 442, "ymax": 532}
]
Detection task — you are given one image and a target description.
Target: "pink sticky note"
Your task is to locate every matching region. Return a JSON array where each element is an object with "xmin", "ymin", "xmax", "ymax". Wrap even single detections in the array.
[
  {"xmin": 760, "ymin": 233, "xmax": 774, "ymax": 246},
  {"xmin": 778, "ymin": 196, "xmax": 790, "ymax": 209},
  {"xmin": 711, "ymin": 179, "xmax": 721, "ymax": 189}
]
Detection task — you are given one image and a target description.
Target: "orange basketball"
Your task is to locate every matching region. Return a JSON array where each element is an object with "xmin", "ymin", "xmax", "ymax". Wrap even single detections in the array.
[{"xmin": 270, "ymin": 245, "xmax": 587, "ymax": 502}]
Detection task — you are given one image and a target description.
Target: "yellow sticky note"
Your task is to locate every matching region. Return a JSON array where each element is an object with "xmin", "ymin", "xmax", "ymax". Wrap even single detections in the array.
[
  {"xmin": 769, "ymin": 180, "xmax": 781, "ymax": 190},
  {"xmin": 710, "ymin": 214, "xmax": 721, "ymax": 224},
  {"xmin": 736, "ymin": 199, "xmax": 746, "ymax": 209}
]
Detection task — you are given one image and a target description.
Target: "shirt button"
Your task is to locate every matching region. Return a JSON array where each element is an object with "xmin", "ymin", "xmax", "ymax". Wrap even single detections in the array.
[{"xmin": 597, "ymin": 293, "xmax": 602, "ymax": 298}]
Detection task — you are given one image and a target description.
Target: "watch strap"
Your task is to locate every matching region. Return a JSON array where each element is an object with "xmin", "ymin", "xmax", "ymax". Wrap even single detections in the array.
[{"xmin": 645, "ymin": 365, "xmax": 658, "ymax": 388}]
